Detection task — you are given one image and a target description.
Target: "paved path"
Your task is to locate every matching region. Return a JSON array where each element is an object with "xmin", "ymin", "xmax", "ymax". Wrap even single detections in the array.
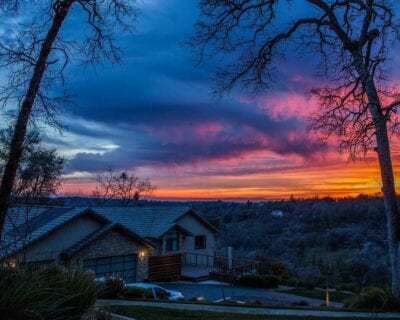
[
  {"xmin": 97, "ymin": 300, "xmax": 400, "ymax": 318},
  {"xmin": 157, "ymin": 282, "xmax": 341, "ymax": 307}
]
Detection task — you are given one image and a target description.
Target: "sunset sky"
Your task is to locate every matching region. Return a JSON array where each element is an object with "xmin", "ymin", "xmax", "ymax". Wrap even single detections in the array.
[{"xmin": 6, "ymin": 0, "xmax": 400, "ymax": 200}]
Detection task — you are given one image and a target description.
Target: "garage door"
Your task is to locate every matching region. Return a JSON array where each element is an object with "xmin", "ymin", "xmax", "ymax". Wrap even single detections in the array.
[{"xmin": 83, "ymin": 254, "xmax": 137, "ymax": 283}]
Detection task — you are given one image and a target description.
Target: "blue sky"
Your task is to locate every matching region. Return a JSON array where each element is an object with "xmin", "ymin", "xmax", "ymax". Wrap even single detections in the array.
[{"xmin": 2, "ymin": 0, "xmax": 400, "ymax": 199}]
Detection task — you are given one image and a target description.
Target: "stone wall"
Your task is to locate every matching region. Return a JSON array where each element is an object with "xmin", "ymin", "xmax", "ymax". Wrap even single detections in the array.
[{"xmin": 72, "ymin": 229, "xmax": 152, "ymax": 282}]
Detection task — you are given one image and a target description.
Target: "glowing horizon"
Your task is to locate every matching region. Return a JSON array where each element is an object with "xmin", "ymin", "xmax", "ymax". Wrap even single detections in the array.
[{"xmin": 59, "ymin": 151, "xmax": 400, "ymax": 200}]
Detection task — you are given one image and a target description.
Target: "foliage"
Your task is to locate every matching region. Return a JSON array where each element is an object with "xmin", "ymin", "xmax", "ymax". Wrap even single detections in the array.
[
  {"xmin": 291, "ymin": 300, "xmax": 309, "ymax": 307},
  {"xmin": 93, "ymin": 169, "xmax": 156, "ymax": 206},
  {"xmin": 0, "ymin": 0, "xmax": 138, "ymax": 244},
  {"xmin": 351, "ymin": 287, "xmax": 400, "ymax": 311},
  {"xmin": 284, "ymin": 278, "xmax": 315, "ymax": 289},
  {"xmin": 0, "ymin": 265, "xmax": 99, "ymax": 320},
  {"xmin": 237, "ymin": 274, "xmax": 280, "ymax": 289},
  {"xmin": 95, "ymin": 309, "xmax": 113, "ymax": 320},
  {"xmin": 122, "ymin": 286, "xmax": 153, "ymax": 299},
  {"xmin": 336, "ymin": 283, "xmax": 360, "ymax": 294},
  {"xmin": 98, "ymin": 276, "xmax": 125, "ymax": 299},
  {"xmin": 286, "ymin": 278, "xmax": 300, "ymax": 288},
  {"xmin": 190, "ymin": 0, "xmax": 400, "ymax": 298},
  {"xmin": 0, "ymin": 127, "xmax": 64, "ymax": 205},
  {"xmin": 190, "ymin": 196, "xmax": 390, "ymax": 289},
  {"xmin": 280, "ymin": 288, "xmax": 354, "ymax": 303},
  {"xmin": 271, "ymin": 261, "xmax": 289, "ymax": 281}
]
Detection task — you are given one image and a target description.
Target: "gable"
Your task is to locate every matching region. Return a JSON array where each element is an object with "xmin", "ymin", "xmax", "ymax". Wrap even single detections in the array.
[
  {"xmin": 175, "ymin": 212, "xmax": 217, "ymax": 236},
  {"xmin": 13, "ymin": 214, "xmax": 104, "ymax": 262},
  {"xmin": 72, "ymin": 228, "xmax": 151, "ymax": 261}
]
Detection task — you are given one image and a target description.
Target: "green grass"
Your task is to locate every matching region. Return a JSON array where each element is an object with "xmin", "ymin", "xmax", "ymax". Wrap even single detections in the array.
[
  {"xmin": 103, "ymin": 305, "xmax": 397, "ymax": 320},
  {"xmin": 280, "ymin": 288, "xmax": 355, "ymax": 303}
]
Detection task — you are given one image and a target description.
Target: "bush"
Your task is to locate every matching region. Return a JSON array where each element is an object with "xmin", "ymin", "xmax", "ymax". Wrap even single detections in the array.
[
  {"xmin": 0, "ymin": 265, "xmax": 100, "ymax": 320},
  {"xmin": 95, "ymin": 309, "xmax": 113, "ymax": 320},
  {"xmin": 237, "ymin": 274, "xmax": 280, "ymax": 288},
  {"xmin": 291, "ymin": 300, "xmax": 309, "ymax": 306},
  {"xmin": 99, "ymin": 276, "xmax": 125, "ymax": 299},
  {"xmin": 295, "ymin": 279, "xmax": 315, "ymax": 289},
  {"xmin": 271, "ymin": 261, "xmax": 289, "ymax": 281},
  {"xmin": 286, "ymin": 278, "xmax": 299, "ymax": 287},
  {"xmin": 122, "ymin": 286, "xmax": 153, "ymax": 299},
  {"xmin": 352, "ymin": 287, "xmax": 400, "ymax": 310},
  {"xmin": 337, "ymin": 282, "xmax": 360, "ymax": 293}
]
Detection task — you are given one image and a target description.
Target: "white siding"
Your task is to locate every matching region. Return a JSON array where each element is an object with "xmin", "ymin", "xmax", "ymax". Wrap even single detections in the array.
[{"xmin": 176, "ymin": 213, "xmax": 215, "ymax": 257}]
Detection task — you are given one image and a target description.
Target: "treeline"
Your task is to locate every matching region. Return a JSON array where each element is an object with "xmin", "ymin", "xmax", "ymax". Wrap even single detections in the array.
[{"xmin": 190, "ymin": 196, "xmax": 389, "ymax": 289}]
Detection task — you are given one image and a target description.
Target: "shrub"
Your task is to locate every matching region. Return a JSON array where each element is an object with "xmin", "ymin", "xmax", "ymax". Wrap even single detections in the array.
[
  {"xmin": 352, "ymin": 287, "xmax": 398, "ymax": 310},
  {"xmin": 95, "ymin": 309, "xmax": 113, "ymax": 320},
  {"xmin": 237, "ymin": 274, "xmax": 280, "ymax": 288},
  {"xmin": 291, "ymin": 300, "xmax": 309, "ymax": 306},
  {"xmin": 337, "ymin": 282, "xmax": 360, "ymax": 293},
  {"xmin": 312, "ymin": 276, "xmax": 327, "ymax": 288},
  {"xmin": 99, "ymin": 276, "xmax": 125, "ymax": 299},
  {"xmin": 271, "ymin": 261, "xmax": 289, "ymax": 281},
  {"xmin": 286, "ymin": 278, "xmax": 299, "ymax": 287},
  {"xmin": 0, "ymin": 265, "xmax": 100, "ymax": 320},
  {"xmin": 122, "ymin": 286, "xmax": 153, "ymax": 299},
  {"xmin": 298, "ymin": 279, "xmax": 315, "ymax": 289}
]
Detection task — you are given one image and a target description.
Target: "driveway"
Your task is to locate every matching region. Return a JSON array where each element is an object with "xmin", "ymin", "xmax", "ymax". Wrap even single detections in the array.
[{"xmin": 156, "ymin": 282, "xmax": 341, "ymax": 307}]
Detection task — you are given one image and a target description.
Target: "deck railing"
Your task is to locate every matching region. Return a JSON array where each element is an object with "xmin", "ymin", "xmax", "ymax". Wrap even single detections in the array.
[{"xmin": 182, "ymin": 252, "xmax": 261, "ymax": 276}]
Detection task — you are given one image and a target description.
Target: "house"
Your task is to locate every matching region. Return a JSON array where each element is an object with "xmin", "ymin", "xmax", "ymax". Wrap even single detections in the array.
[
  {"xmin": 91, "ymin": 207, "xmax": 217, "ymax": 258},
  {"xmin": 271, "ymin": 210, "xmax": 284, "ymax": 218},
  {"xmin": 1, "ymin": 206, "xmax": 217, "ymax": 282}
]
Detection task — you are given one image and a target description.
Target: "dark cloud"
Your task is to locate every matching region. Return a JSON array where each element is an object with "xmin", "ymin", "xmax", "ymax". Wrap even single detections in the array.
[{"xmin": 56, "ymin": 0, "xmax": 326, "ymax": 174}]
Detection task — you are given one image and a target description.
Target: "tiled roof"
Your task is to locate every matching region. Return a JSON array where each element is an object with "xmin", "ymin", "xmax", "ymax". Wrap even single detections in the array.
[
  {"xmin": 1, "ymin": 206, "xmax": 88, "ymax": 259},
  {"xmin": 1, "ymin": 205, "xmax": 216, "ymax": 260},
  {"xmin": 90, "ymin": 206, "xmax": 193, "ymax": 238}
]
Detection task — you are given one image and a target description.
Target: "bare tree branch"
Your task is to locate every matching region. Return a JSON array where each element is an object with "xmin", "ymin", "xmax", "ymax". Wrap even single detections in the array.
[
  {"xmin": 191, "ymin": 0, "xmax": 400, "ymax": 297},
  {"xmin": 0, "ymin": 0, "xmax": 137, "ymax": 243},
  {"xmin": 92, "ymin": 169, "xmax": 156, "ymax": 206}
]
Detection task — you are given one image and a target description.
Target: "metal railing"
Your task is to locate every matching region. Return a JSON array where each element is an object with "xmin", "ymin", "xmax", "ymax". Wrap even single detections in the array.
[{"xmin": 182, "ymin": 252, "xmax": 261, "ymax": 277}]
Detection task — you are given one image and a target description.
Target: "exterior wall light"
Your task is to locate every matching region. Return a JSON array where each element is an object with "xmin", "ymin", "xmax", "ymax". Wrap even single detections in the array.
[{"xmin": 139, "ymin": 250, "xmax": 146, "ymax": 260}]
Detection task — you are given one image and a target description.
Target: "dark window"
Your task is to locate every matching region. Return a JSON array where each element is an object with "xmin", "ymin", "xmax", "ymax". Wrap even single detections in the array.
[
  {"xmin": 83, "ymin": 254, "xmax": 137, "ymax": 283},
  {"xmin": 165, "ymin": 232, "xmax": 179, "ymax": 251},
  {"xmin": 195, "ymin": 235, "xmax": 207, "ymax": 250}
]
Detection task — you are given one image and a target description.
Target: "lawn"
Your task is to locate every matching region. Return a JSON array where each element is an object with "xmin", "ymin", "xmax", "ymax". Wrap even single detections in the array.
[
  {"xmin": 104, "ymin": 305, "xmax": 388, "ymax": 320},
  {"xmin": 280, "ymin": 288, "xmax": 355, "ymax": 303}
]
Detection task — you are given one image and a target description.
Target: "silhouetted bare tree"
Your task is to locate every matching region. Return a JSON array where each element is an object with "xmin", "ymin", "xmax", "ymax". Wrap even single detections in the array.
[
  {"xmin": 191, "ymin": 0, "xmax": 400, "ymax": 297},
  {"xmin": 0, "ymin": 0, "xmax": 137, "ymax": 242},
  {"xmin": 92, "ymin": 169, "xmax": 155, "ymax": 206}
]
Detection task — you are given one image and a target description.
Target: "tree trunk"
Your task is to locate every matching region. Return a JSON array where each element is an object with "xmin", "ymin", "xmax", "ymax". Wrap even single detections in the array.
[
  {"xmin": 0, "ymin": 1, "xmax": 72, "ymax": 243},
  {"xmin": 373, "ymin": 108, "xmax": 400, "ymax": 297},
  {"xmin": 355, "ymin": 56, "xmax": 400, "ymax": 297}
]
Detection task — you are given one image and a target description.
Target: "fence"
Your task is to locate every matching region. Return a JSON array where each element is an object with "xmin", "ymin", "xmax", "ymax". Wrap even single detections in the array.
[{"xmin": 148, "ymin": 253, "xmax": 182, "ymax": 281}]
